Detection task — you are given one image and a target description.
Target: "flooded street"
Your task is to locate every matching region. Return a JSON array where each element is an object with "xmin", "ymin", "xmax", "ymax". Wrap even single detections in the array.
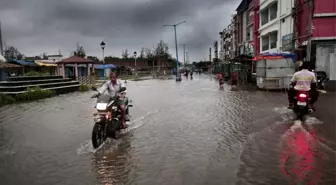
[{"xmin": 0, "ymin": 74, "xmax": 335, "ymax": 185}]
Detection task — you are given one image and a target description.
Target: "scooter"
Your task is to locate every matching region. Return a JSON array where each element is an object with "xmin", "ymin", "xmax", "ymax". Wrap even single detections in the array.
[{"xmin": 293, "ymin": 91, "xmax": 313, "ymax": 122}]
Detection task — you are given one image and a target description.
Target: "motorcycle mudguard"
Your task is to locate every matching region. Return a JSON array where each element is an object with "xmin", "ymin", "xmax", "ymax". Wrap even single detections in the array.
[{"xmin": 297, "ymin": 105, "xmax": 306, "ymax": 110}]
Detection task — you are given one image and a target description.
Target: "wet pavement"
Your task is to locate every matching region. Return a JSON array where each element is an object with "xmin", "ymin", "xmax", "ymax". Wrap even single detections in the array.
[{"xmin": 0, "ymin": 74, "xmax": 335, "ymax": 185}]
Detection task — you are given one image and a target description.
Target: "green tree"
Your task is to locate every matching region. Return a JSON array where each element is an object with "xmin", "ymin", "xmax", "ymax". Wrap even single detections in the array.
[
  {"xmin": 154, "ymin": 40, "xmax": 172, "ymax": 59},
  {"xmin": 74, "ymin": 43, "xmax": 86, "ymax": 57},
  {"xmin": 139, "ymin": 48, "xmax": 145, "ymax": 59},
  {"xmin": 42, "ymin": 52, "xmax": 48, "ymax": 59},
  {"xmin": 87, "ymin": 56, "xmax": 99, "ymax": 62},
  {"xmin": 121, "ymin": 49, "xmax": 129, "ymax": 59},
  {"xmin": 145, "ymin": 48, "xmax": 154, "ymax": 60},
  {"xmin": 4, "ymin": 46, "xmax": 24, "ymax": 60}
]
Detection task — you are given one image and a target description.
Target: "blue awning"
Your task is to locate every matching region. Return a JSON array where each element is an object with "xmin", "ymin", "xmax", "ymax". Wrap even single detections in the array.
[
  {"xmin": 95, "ymin": 64, "xmax": 118, "ymax": 69},
  {"xmin": 8, "ymin": 60, "xmax": 38, "ymax": 66}
]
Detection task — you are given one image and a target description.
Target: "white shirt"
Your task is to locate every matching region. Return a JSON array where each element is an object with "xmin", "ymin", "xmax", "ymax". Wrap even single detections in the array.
[
  {"xmin": 291, "ymin": 69, "xmax": 316, "ymax": 91},
  {"xmin": 98, "ymin": 79, "xmax": 125, "ymax": 97}
]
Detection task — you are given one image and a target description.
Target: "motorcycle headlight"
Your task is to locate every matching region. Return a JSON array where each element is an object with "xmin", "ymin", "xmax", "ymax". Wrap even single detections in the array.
[{"xmin": 96, "ymin": 103, "xmax": 108, "ymax": 111}]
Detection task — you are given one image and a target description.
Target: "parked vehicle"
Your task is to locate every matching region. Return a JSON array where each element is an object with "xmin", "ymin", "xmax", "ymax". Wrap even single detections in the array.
[{"xmin": 314, "ymin": 71, "xmax": 328, "ymax": 90}]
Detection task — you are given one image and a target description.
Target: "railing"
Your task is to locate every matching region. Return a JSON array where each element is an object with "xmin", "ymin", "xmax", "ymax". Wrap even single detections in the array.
[{"xmin": 77, "ymin": 76, "xmax": 95, "ymax": 85}]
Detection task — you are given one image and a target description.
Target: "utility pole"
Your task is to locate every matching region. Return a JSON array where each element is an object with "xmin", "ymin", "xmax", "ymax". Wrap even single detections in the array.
[
  {"xmin": 209, "ymin": 47, "xmax": 212, "ymax": 62},
  {"xmin": 183, "ymin": 44, "xmax": 186, "ymax": 69},
  {"xmin": 164, "ymin": 21, "xmax": 186, "ymax": 81},
  {"xmin": 0, "ymin": 21, "xmax": 3, "ymax": 55},
  {"xmin": 306, "ymin": 0, "xmax": 314, "ymax": 61},
  {"xmin": 291, "ymin": 0, "xmax": 298, "ymax": 54}
]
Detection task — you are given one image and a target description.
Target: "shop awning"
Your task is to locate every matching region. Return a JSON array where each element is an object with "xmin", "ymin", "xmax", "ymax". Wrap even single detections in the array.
[
  {"xmin": 95, "ymin": 64, "xmax": 118, "ymax": 69},
  {"xmin": 35, "ymin": 60, "xmax": 57, "ymax": 67},
  {"xmin": 253, "ymin": 53, "xmax": 298, "ymax": 62}
]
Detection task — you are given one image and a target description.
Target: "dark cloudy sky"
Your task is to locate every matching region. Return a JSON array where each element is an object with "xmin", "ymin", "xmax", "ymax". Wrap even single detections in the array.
[{"xmin": 0, "ymin": 0, "xmax": 239, "ymax": 61}]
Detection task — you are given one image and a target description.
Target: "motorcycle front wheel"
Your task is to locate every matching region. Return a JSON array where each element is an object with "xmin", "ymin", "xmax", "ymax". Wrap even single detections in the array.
[
  {"xmin": 92, "ymin": 123, "xmax": 107, "ymax": 149},
  {"xmin": 108, "ymin": 120, "xmax": 119, "ymax": 139}
]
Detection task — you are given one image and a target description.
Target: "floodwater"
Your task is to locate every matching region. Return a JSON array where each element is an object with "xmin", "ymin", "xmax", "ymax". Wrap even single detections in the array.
[{"xmin": 0, "ymin": 74, "xmax": 335, "ymax": 185}]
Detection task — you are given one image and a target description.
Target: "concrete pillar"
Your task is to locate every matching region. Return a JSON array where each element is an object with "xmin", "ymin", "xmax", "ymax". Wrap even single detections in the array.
[
  {"xmin": 75, "ymin": 63, "xmax": 78, "ymax": 79},
  {"xmin": 87, "ymin": 63, "xmax": 90, "ymax": 76},
  {"xmin": 62, "ymin": 64, "xmax": 65, "ymax": 78},
  {"xmin": 91, "ymin": 63, "xmax": 95, "ymax": 75}
]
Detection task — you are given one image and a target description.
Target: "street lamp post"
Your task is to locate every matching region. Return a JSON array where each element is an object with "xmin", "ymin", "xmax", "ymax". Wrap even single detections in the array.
[
  {"xmin": 134, "ymin": 51, "xmax": 137, "ymax": 78},
  {"xmin": 100, "ymin": 41, "xmax": 106, "ymax": 81},
  {"xmin": 164, "ymin": 21, "xmax": 186, "ymax": 82}
]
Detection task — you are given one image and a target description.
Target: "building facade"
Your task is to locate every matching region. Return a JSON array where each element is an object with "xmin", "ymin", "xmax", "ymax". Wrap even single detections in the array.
[
  {"xmin": 294, "ymin": 0, "xmax": 336, "ymax": 89},
  {"xmin": 236, "ymin": 0, "xmax": 256, "ymax": 56},
  {"xmin": 219, "ymin": 14, "xmax": 237, "ymax": 61},
  {"xmin": 253, "ymin": 0, "xmax": 260, "ymax": 56}
]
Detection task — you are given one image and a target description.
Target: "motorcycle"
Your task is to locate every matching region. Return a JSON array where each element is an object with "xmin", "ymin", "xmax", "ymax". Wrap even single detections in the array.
[
  {"xmin": 314, "ymin": 71, "xmax": 328, "ymax": 90},
  {"xmin": 90, "ymin": 86, "xmax": 133, "ymax": 149},
  {"xmin": 293, "ymin": 91, "xmax": 313, "ymax": 121}
]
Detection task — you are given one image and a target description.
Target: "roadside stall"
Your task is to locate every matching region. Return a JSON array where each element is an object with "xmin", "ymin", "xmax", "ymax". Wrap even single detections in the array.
[{"xmin": 253, "ymin": 53, "xmax": 297, "ymax": 90}]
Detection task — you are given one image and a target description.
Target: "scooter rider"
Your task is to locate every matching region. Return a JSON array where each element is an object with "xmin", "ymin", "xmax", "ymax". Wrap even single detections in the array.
[
  {"xmin": 287, "ymin": 61, "xmax": 317, "ymax": 110},
  {"xmin": 94, "ymin": 72, "xmax": 128, "ymax": 129}
]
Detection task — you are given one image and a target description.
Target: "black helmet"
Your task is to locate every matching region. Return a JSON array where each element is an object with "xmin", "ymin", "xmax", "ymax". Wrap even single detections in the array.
[{"xmin": 301, "ymin": 61, "xmax": 311, "ymax": 69}]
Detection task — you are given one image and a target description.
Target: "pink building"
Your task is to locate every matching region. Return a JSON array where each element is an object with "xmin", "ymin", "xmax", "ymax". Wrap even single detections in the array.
[
  {"xmin": 295, "ymin": 0, "xmax": 336, "ymax": 90},
  {"xmin": 236, "ymin": 0, "xmax": 255, "ymax": 56},
  {"xmin": 253, "ymin": 0, "xmax": 260, "ymax": 55}
]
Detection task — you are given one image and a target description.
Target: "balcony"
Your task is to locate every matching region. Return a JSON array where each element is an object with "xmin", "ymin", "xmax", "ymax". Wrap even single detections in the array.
[{"xmin": 260, "ymin": 1, "xmax": 278, "ymax": 26}]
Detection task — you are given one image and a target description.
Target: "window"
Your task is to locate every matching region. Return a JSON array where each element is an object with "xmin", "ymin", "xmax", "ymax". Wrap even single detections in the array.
[
  {"xmin": 261, "ymin": 9, "xmax": 269, "ymax": 25},
  {"xmin": 269, "ymin": 3, "xmax": 278, "ymax": 21},
  {"xmin": 262, "ymin": 35, "xmax": 269, "ymax": 51},
  {"xmin": 269, "ymin": 31, "xmax": 278, "ymax": 49}
]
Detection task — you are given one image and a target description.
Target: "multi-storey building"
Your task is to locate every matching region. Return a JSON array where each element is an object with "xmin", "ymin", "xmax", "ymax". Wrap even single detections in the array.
[
  {"xmin": 294, "ymin": 0, "xmax": 336, "ymax": 90},
  {"xmin": 219, "ymin": 14, "xmax": 237, "ymax": 61},
  {"xmin": 236, "ymin": 0, "xmax": 256, "ymax": 56},
  {"xmin": 258, "ymin": 0, "xmax": 295, "ymax": 54},
  {"xmin": 252, "ymin": 0, "xmax": 260, "ymax": 56}
]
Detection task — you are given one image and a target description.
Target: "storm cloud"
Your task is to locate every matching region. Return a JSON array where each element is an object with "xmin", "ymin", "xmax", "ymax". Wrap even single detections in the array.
[{"xmin": 0, "ymin": 0, "xmax": 238, "ymax": 61}]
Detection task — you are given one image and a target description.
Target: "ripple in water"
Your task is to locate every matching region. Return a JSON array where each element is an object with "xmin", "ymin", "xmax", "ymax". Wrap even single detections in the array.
[{"xmin": 77, "ymin": 110, "xmax": 160, "ymax": 155}]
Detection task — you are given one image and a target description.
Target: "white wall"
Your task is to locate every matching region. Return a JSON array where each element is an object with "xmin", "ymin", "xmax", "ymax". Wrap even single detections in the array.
[
  {"xmin": 316, "ymin": 44, "xmax": 336, "ymax": 80},
  {"xmin": 279, "ymin": 0, "xmax": 294, "ymax": 51}
]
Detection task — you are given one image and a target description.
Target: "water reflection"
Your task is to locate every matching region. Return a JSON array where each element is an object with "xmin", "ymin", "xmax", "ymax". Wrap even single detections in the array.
[
  {"xmin": 91, "ymin": 135, "xmax": 133, "ymax": 185},
  {"xmin": 281, "ymin": 126, "xmax": 322, "ymax": 184}
]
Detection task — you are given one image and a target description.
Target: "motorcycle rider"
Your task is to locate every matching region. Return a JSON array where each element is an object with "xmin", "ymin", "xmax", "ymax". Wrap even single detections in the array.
[
  {"xmin": 217, "ymin": 72, "xmax": 224, "ymax": 87},
  {"xmin": 287, "ymin": 61, "xmax": 317, "ymax": 110},
  {"xmin": 95, "ymin": 72, "xmax": 128, "ymax": 129}
]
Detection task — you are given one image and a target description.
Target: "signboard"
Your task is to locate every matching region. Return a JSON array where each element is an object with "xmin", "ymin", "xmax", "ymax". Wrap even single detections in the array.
[
  {"xmin": 282, "ymin": 34, "xmax": 292, "ymax": 51},
  {"xmin": 244, "ymin": 43, "xmax": 255, "ymax": 57}
]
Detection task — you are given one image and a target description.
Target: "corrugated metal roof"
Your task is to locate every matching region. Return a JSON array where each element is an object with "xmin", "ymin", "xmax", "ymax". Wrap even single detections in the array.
[
  {"xmin": 9, "ymin": 60, "xmax": 38, "ymax": 66},
  {"xmin": 56, "ymin": 55, "xmax": 95, "ymax": 64},
  {"xmin": 0, "ymin": 62, "xmax": 22, "ymax": 68}
]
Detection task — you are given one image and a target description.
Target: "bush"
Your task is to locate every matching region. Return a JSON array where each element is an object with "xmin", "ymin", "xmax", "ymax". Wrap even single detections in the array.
[
  {"xmin": 79, "ymin": 84, "xmax": 90, "ymax": 92},
  {"xmin": 24, "ymin": 71, "xmax": 50, "ymax": 76},
  {"xmin": 0, "ymin": 93, "xmax": 16, "ymax": 106},
  {"xmin": 15, "ymin": 87, "xmax": 55, "ymax": 102},
  {"xmin": 0, "ymin": 87, "xmax": 55, "ymax": 107}
]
